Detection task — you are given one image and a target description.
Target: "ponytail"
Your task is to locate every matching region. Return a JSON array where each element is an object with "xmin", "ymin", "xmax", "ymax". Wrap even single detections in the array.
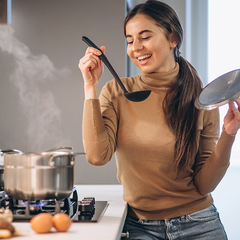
[{"xmin": 163, "ymin": 56, "xmax": 202, "ymax": 178}]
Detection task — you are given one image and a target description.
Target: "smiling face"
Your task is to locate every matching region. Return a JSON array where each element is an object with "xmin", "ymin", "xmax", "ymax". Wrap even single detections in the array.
[{"xmin": 125, "ymin": 14, "xmax": 177, "ymax": 73}]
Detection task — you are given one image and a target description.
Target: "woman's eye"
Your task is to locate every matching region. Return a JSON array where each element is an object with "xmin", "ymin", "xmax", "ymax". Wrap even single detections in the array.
[
  {"xmin": 142, "ymin": 36, "xmax": 150, "ymax": 40},
  {"xmin": 126, "ymin": 36, "xmax": 151, "ymax": 45}
]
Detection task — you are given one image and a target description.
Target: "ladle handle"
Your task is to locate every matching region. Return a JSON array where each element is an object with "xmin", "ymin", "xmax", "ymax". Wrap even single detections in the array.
[{"xmin": 82, "ymin": 36, "xmax": 127, "ymax": 93}]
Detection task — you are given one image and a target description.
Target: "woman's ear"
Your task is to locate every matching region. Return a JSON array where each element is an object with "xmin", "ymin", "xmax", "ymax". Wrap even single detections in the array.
[{"xmin": 169, "ymin": 33, "xmax": 178, "ymax": 48}]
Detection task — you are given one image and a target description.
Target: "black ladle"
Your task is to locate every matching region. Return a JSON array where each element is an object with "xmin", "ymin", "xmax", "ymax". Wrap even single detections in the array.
[{"xmin": 82, "ymin": 36, "xmax": 151, "ymax": 102}]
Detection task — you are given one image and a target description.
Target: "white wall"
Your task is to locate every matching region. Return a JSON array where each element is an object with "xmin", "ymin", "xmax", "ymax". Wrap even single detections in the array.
[{"xmin": 0, "ymin": 0, "xmax": 126, "ymax": 184}]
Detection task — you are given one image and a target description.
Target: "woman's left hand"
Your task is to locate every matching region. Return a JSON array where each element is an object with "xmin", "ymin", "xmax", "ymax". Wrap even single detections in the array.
[{"xmin": 223, "ymin": 97, "xmax": 240, "ymax": 135}]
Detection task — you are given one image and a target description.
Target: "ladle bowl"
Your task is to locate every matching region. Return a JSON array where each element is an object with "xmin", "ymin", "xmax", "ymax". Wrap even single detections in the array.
[{"xmin": 82, "ymin": 36, "xmax": 151, "ymax": 102}]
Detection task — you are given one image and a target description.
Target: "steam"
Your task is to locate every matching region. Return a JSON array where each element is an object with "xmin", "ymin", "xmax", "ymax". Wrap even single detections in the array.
[{"xmin": 0, "ymin": 25, "xmax": 71, "ymax": 151}]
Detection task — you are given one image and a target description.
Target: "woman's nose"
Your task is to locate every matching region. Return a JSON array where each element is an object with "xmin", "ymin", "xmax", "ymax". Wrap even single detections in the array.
[{"xmin": 132, "ymin": 40, "xmax": 143, "ymax": 51}]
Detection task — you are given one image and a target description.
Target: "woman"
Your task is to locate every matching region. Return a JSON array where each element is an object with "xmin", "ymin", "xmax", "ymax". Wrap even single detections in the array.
[{"xmin": 78, "ymin": 0, "xmax": 240, "ymax": 239}]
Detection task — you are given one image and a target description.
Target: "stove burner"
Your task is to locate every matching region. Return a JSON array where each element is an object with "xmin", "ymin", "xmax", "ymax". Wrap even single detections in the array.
[
  {"xmin": 0, "ymin": 189, "xmax": 108, "ymax": 222},
  {"xmin": 0, "ymin": 187, "xmax": 78, "ymax": 221},
  {"xmin": 20, "ymin": 200, "xmax": 48, "ymax": 212}
]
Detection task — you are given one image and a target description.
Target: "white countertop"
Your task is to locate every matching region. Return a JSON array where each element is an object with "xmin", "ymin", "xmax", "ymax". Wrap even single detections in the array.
[{"xmin": 12, "ymin": 185, "xmax": 127, "ymax": 240}]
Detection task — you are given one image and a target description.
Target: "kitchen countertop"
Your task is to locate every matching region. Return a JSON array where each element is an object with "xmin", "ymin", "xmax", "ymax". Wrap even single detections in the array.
[{"xmin": 12, "ymin": 185, "xmax": 127, "ymax": 240}]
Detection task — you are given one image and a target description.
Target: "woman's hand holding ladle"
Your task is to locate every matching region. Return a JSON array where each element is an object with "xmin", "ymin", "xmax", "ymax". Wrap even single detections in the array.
[{"xmin": 78, "ymin": 46, "xmax": 105, "ymax": 100}]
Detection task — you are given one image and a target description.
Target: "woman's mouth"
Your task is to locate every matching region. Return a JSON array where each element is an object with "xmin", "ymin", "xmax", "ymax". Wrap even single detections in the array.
[{"xmin": 137, "ymin": 54, "xmax": 152, "ymax": 61}]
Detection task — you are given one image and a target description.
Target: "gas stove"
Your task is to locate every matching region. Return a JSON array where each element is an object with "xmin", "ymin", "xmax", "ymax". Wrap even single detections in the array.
[{"xmin": 0, "ymin": 188, "xmax": 108, "ymax": 222}]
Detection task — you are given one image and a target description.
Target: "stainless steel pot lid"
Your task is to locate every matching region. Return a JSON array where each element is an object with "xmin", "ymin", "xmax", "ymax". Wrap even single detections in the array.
[{"xmin": 195, "ymin": 69, "xmax": 240, "ymax": 110}]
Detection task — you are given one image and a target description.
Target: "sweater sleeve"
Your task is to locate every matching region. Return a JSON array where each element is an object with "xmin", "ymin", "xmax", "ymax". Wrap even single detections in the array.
[
  {"xmin": 193, "ymin": 108, "xmax": 235, "ymax": 195},
  {"xmin": 82, "ymin": 87, "xmax": 118, "ymax": 166}
]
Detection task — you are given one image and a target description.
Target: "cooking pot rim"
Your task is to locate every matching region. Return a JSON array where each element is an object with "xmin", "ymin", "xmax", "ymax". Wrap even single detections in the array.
[
  {"xmin": 22, "ymin": 151, "xmax": 72, "ymax": 156},
  {"xmin": 8, "ymin": 151, "xmax": 84, "ymax": 156}
]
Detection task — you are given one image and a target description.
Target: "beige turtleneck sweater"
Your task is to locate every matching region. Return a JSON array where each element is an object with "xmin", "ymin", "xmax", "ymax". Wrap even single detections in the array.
[{"xmin": 82, "ymin": 63, "xmax": 235, "ymax": 220}]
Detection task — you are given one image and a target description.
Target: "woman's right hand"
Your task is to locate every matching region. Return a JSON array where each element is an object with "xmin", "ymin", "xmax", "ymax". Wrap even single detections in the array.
[{"xmin": 78, "ymin": 46, "xmax": 105, "ymax": 95}]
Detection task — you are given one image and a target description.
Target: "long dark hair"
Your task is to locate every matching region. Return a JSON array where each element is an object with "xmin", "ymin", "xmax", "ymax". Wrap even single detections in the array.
[{"xmin": 124, "ymin": 0, "xmax": 202, "ymax": 177}]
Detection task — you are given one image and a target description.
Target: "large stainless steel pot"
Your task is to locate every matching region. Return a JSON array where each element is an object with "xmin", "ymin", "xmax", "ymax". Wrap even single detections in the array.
[{"xmin": 4, "ymin": 150, "xmax": 84, "ymax": 200}]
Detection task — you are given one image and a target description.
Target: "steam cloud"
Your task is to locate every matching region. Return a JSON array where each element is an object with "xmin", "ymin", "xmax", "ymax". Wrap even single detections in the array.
[{"xmin": 0, "ymin": 25, "xmax": 71, "ymax": 151}]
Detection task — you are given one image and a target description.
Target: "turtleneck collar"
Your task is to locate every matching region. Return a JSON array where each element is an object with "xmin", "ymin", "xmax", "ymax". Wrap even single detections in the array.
[{"xmin": 140, "ymin": 63, "xmax": 179, "ymax": 89}]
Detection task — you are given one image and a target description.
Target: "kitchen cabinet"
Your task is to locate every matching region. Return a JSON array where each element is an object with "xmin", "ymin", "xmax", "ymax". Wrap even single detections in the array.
[{"xmin": 11, "ymin": 185, "xmax": 127, "ymax": 240}]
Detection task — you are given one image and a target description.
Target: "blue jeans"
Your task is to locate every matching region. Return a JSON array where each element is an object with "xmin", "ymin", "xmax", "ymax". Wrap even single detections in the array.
[{"xmin": 122, "ymin": 204, "xmax": 227, "ymax": 240}]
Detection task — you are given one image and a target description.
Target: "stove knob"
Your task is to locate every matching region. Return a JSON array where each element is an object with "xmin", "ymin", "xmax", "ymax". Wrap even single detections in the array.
[
  {"xmin": 83, "ymin": 197, "xmax": 95, "ymax": 204},
  {"xmin": 82, "ymin": 198, "xmax": 95, "ymax": 209},
  {"xmin": 78, "ymin": 201, "xmax": 91, "ymax": 212}
]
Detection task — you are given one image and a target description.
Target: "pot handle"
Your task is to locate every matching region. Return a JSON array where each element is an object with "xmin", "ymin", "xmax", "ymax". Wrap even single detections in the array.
[
  {"xmin": 0, "ymin": 149, "xmax": 22, "ymax": 154},
  {"xmin": 48, "ymin": 153, "xmax": 74, "ymax": 167},
  {"xmin": 48, "ymin": 153, "xmax": 86, "ymax": 167}
]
